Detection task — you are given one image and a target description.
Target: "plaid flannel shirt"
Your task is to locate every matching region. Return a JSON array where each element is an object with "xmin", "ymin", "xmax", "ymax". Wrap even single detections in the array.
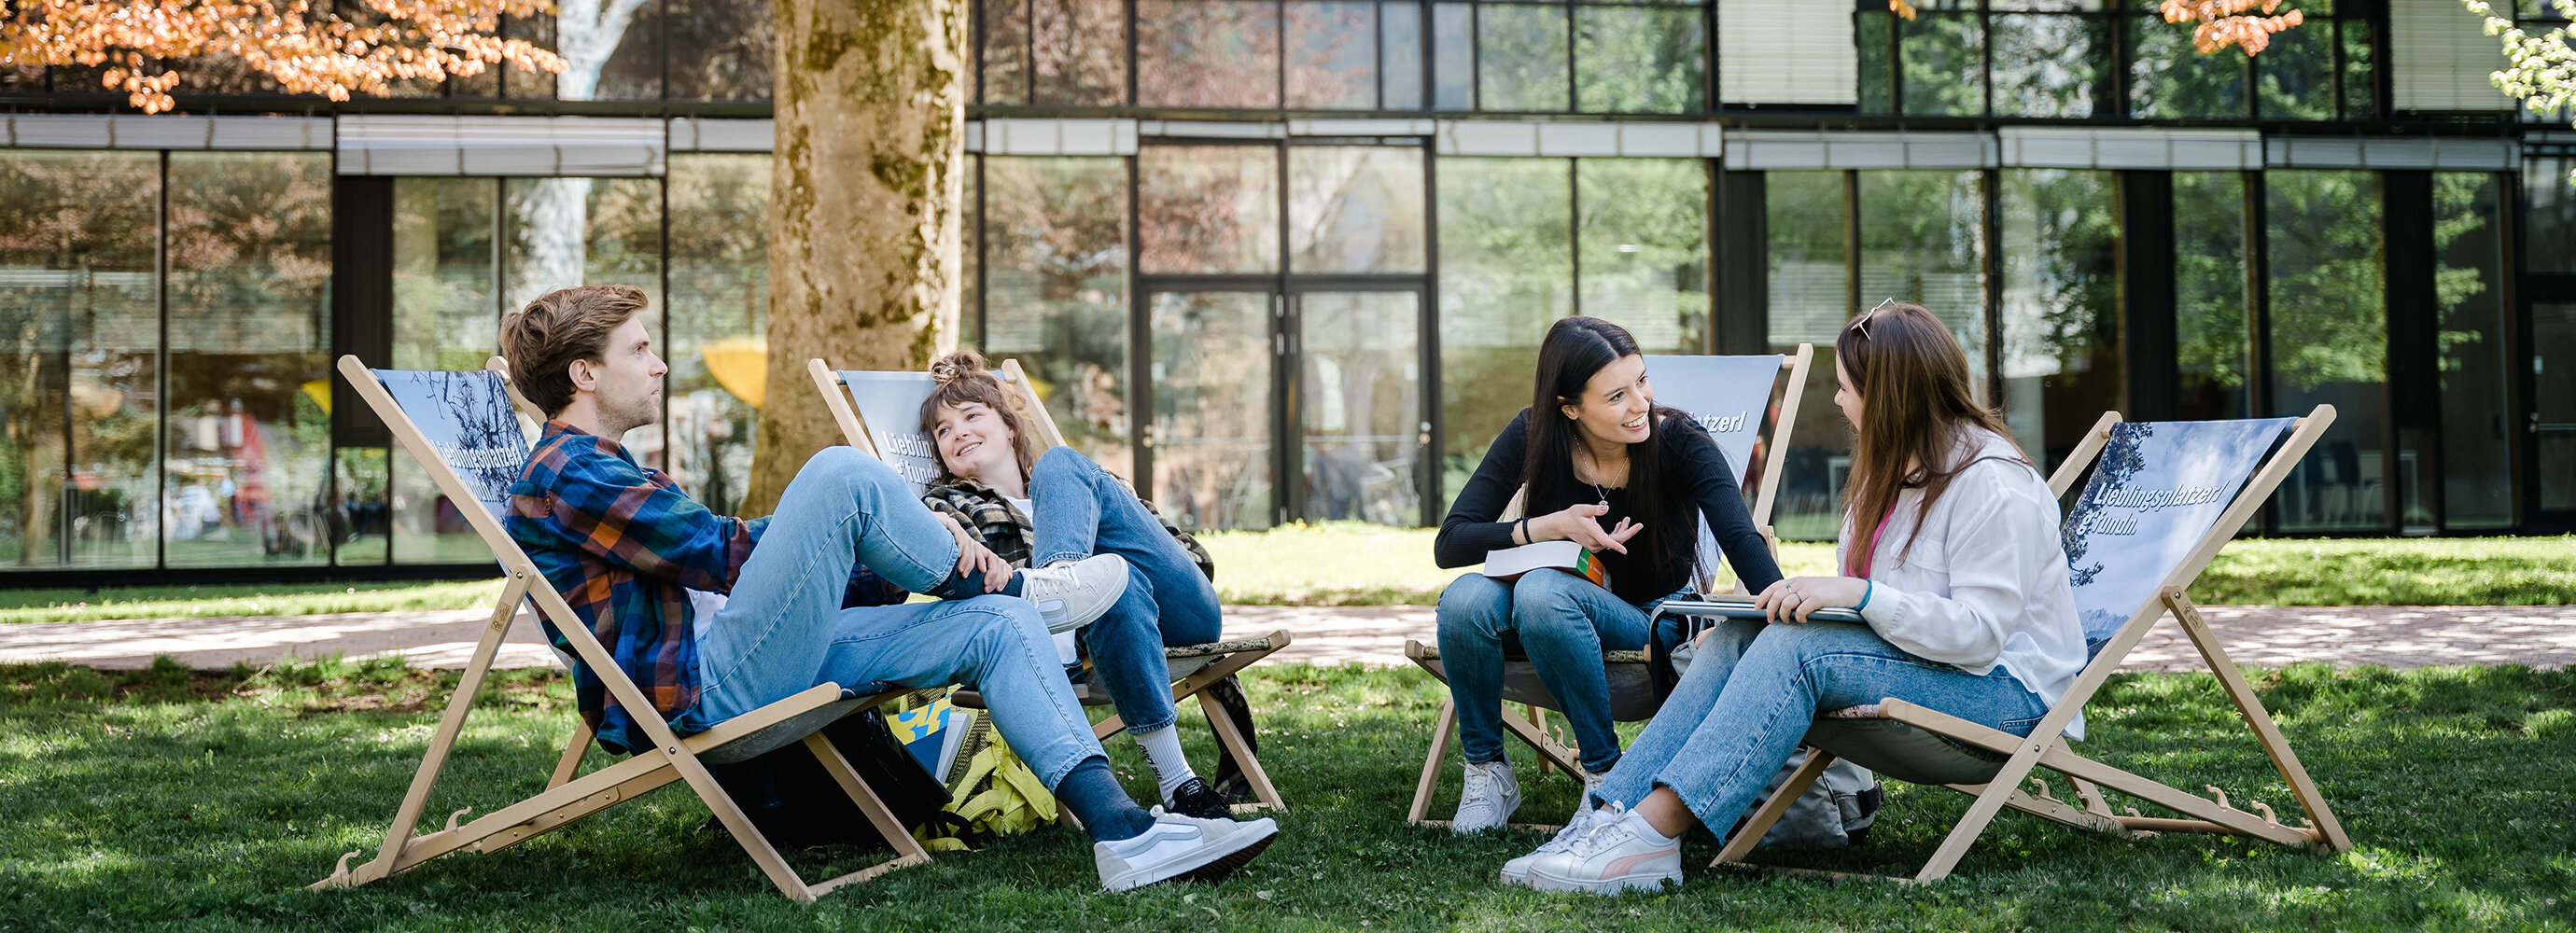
[
  {"xmin": 919, "ymin": 476, "xmax": 1215, "ymax": 581},
  {"xmin": 508, "ymin": 421, "xmax": 904, "ymax": 754}
]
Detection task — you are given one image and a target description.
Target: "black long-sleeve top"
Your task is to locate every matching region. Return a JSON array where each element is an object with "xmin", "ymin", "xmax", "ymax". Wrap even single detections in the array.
[{"xmin": 1435, "ymin": 409, "xmax": 1785, "ymax": 605}]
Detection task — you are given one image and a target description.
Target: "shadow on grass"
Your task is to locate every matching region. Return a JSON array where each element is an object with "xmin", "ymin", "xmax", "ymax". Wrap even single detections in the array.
[{"xmin": 0, "ymin": 662, "xmax": 2570, "ymax": 931}]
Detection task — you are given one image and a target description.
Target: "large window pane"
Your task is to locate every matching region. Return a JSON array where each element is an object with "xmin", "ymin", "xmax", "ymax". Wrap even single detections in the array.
[
  {"xmin": 1997, "ymin": 169, "xmax": 2119, "ymax": 474},
  {"xmin": 1436, "ymin": 158, "xmax": 1571, "ymax": 504},
  {"xmin": 1299, "ymin": 291, "xmax": 1421, "ymax": 525},
  {"xmin": 1989, "ymin": 13, "xmax": 2104, "ymax": 118},
  {"xmin": 666, "ymin": 154, "xmax": 769, "ymax": 518},
  {"xmin": 163, "ymin": 152, "xmax": 334, "ymax": 568},
  {"xmin": 1141, "ymin": 145, "xmax": 1282, "ymax": 273},
  {"xmin": 1138, "ymin": 0, "xmax": 1283, "ymax": 108},
  {"xmin": 1382, "ymin": 1, "xmax": 1425, "ymax": 109},
  {"xmin": 985, "ymin": 157, "xmax": 1132, "ymax": 472},
  {"xmin": 2130, "ymin": 14, "xmax": 2247, "ymax": 118},
  {"xmin": 984, "ymin": 0, "xmax": 1032, "ymax": 104},
  {"xmin": 388, "ymin": 177, "xmax": 497, "ymax": 564},
  {"xmin": 1433, "ymin": 2, "xmax": 1475, "ymax": 110},
  {"xmin": 2528, "ymin": 157, "xmax": 2576, "ymax": 274},
  {"xmin": 2433, "ymin": 173, "xmax": 2513, "ymax": 530},
  {"xmin": 0, "ymin": 151, "xmax": 159, "ymax": 567},
  {"xmin": 1478, "ymin": 4, "xmax": 1570, "ymax": 111},
  {"xmin": 1290, "ymin": 146, "xmax": 1426, "ymax": 273},
  {"xmin": 1900, "ymin": 13, "xmax": 1984, "ymax": 116},
  {"xmin": 1151, "ymin": 291, "xmax": 1273, "ymax": 531},
  {"xmin": 2539, "ymin": 303, "xmax": 2576, "ymax": 511},
  {"xmin": 1765, "ymin": 171, "xmax": 1851, "ymax": 541},
  {"xmin": 1576, "ymin": 159, "xmax": 1707, "ymax": 354},
  {"xmin": 669, "ymin": 0, "xmax": 775, "ymax": 100},
  {"xmin": 1287, "ymin": 1, "xmax": 1378, "ymax": 109},
  {"xmin": 2175, "ymin": 171, "xmax": 2251, "ymax": 420},
  {"xmin": 1035, "ymin": 0, "xmax": 1128, "ymax": 104},
  {"xmin": 2254, "ymin": 19, "xmax": 2337, "ymax": 120},
  {"xmin": 1857, "ymin": 170, "xmax": 1988, "ymax": 394},
  {"xmin": 2267, "ymin": 170, "xmax": 2386, "ymax": 533},
  {"xmin": 1575, "ymin": 7, "xmax": 1703, "ymax": 114}
]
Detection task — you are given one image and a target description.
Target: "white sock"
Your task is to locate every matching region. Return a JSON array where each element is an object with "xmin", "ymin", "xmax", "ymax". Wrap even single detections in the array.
[
  {"xmin": 1133, "ymin": 727, "xmax": 1198, "ymax": 801},
  {"xmin": 1623, "ymin": 810, "xmax": 1677, "ymax": 846}
]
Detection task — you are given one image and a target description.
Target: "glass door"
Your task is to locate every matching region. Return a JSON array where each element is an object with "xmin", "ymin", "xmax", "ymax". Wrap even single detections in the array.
[
  {"xmin": 1293, "ymin": 288, "xmax": 1425, "ymax": 526},
  {"xmin": 2534, "ymin": 302, "xmax": 2576, "ymax": 527},
  {"xmin": 1143, "ymin": 288, "xmax": 1278, "ymax": 532}
]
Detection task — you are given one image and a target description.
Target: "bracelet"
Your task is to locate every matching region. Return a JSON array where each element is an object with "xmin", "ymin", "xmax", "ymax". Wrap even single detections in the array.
[
  {"xmin": 1855, "ymin": 579, "xmax": 1873, "ymax": 612},
  {"xmin": 1515, "ymin": 517, "xmax": 1529, "ymax": 545}
]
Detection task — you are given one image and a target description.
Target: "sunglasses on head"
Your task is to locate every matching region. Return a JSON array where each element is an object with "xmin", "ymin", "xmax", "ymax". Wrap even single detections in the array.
[{"xmin": 1848, "ymin": 298, "xmax": 1896, "ymax": 341}]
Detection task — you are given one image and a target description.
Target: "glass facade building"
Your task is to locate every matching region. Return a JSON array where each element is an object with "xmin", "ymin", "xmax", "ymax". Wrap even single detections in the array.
[{"xmin": 3, "ymin": 0, "xmax": 2573, "ymax": 581}]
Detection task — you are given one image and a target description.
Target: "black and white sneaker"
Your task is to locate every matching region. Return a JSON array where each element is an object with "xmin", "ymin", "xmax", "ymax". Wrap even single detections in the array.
[
  {"xmin": 1093, "ymin": 809, "xmax": 1281, "ymax": 892},
  {"xmin": 1166, "ymin": 777, "xmax": 1233, "ymax": 819}
]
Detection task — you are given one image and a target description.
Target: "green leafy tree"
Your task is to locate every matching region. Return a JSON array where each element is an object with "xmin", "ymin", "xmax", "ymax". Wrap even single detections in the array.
[{"xmin": 2467, "ymin": 0, "xmax": 2576, "ymax": 184}]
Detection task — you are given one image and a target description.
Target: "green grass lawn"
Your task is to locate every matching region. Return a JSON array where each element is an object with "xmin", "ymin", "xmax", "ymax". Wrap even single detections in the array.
[
  {"xmin": 3, "ymin": 525, "xmax": 2569, "ymax": 623},
  {"xmin": 0, "ymin": 659, "xmax": 2569, "ymax": 931}
]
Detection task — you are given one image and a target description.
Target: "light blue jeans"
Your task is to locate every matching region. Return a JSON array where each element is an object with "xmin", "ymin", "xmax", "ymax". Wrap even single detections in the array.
[
  {"xmin": 1591, "ymin": 618, "xmax": 2050, "ymax": 832},
  {"xmin": 676, "ymin": 446, "xmax": 1103, "ymax": 788},
  {"xmin": 1027, "ymin": 446, "xmax": 1224, "ymax": 735},
  {"xmin": 1435, "ymin": 570, "xmax": 1680, "ymax": 774}
]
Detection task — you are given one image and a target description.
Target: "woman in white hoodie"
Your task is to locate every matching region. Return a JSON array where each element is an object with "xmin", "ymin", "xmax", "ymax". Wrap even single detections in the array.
[{"xmin": 1498, "ymin": 300, "xmax": 2090, "ymax": 895}]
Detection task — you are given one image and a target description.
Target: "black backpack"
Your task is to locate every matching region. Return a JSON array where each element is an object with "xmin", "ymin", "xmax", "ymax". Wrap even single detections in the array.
[{"xmin": 703, "ymin": 707, "xmax": 983, "ymax": 852}]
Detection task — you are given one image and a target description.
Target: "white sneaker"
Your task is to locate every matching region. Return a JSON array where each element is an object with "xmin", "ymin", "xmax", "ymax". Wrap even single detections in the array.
[
  {"xmin": 1526, "ymin": 804, "xmax": 1683, "ymax": 896},
  {"xmin": 1093, "ymin": 808, "xmax": 1281, "ymax": 892},
  {"xmin": 1016, "ymin": 554, "xmax": 1130, "ymax": 634},
  {"xmin": 1500, "ymin": 804, "xmax": 1609, "ymax": 886},
  {"xmin": 1450, "ymin": 759, "xmax": 1522, "ymax": 834}
]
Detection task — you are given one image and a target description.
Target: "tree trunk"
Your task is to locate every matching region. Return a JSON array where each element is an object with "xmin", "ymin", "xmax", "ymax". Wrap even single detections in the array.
[{"xmin": 744, "ymin": 0, "xmax": 966, "ymax": 515}]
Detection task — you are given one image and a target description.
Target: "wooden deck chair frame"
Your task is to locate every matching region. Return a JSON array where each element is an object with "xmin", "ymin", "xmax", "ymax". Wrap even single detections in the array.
[
  {"xmin": 312, "ymin": 355, "xmax": 931, "ymax": 903},
  {"xmin": 805, "ymin": 356, "xmax": 1290, "ymax": 813},
  {"xmin": 1710, "ymin": 406, "xmax": 2354, "ymax": 884},
  {"xmin": 1402, "ymin": 344, "xmax": 1815, "ymax": 829}
]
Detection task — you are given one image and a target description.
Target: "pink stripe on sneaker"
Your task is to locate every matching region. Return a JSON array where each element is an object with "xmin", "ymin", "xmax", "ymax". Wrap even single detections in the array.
[{"xmin": 1602, "ymin": 850, "xmax": 1671, "ymax": 879}]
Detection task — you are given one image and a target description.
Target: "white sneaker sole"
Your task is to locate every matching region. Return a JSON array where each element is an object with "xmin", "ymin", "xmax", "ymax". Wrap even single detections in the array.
[
  {"xmin": 1099, "ymin": 818, "xmax": 1280, "ymax": 893},
  {"xmin": 1527, "ymin": 865, "xmax": 1682, "ymax": 895}
]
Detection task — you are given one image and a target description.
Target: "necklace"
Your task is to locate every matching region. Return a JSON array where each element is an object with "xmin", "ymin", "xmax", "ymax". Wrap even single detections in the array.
[{"xmin": 1573, "ymin": 444, "xmax": 1618, "ymax": 507}]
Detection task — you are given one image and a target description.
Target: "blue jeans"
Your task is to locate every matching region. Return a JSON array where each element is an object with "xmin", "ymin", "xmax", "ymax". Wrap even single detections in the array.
[
  {"xmin": 676, "ymin": 446, "xmax": 1104, "ymax": 789},
  {"xmin": 1435, "ymin": 570, "xmax": 1678, "ymax": 774},
  {"xmin": 1027, "ymin": 446, "xmax": 1223, "ymax": 734},
  {"xmin": 1592, "ymin": 618, "xmax": 2050, "ymax": 832}
]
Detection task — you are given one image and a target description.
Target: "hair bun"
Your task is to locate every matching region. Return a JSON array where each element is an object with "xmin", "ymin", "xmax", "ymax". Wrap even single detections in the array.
[{"xmin": 929, "ymin": 349, "xmax": 990, "ymax": 384}]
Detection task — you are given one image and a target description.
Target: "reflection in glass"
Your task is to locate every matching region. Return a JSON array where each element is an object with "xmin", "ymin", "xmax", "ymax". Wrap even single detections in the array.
[
  {"xmin": 1856, "ymin": 11, "xmax": 1895, "ymax": 113},
  {"xmin": 0, "ymin": 150, "xmax": 159, "ymax": 567},
  {"xmin": 1900, "ymin": 13, "xmax": 1984, "ymax": 116},
  {"xmin": 503, "ymin": 175, "xmax": 665, "ymax": 466},
  {"xmin": 1137, "ymin": 0, "xmax": 1282, "ymax": 108},
  {"xmin": 335, "ymin": 448, "xmax": 390, "ymax": 565},
  {"xmin": 984, "ymin": 157, "xmax": 1131, "ymax": 472},
  {"xmin": 1036, "ymin": 0, "xmax": 1127, "ymax": 104},
  {"xmin": 1435, "ymin": 158, "xmax": 1570, "ymax": 505},
  {"xmin": 2130, "ymin": 13, "xmax": 2247, "ymax": 118},
  {"xmin": 1857, "ymin": 170, "xmax": 1987, "ymax": 394},
  {"xmin": 1763, "ymin": 171, "xmax": 1849, "ymax": 541},
  {"xmin": 669, "ymin": 0, "xmax": 775, "ymax": 100},
  {"xmin": 1287, "ymin": 1, "xmax": 1377, "ymax": 109},
  {"xmin": 2527, "ymin": 157, "xmax": 2575, "ymax": 274},
  {"xmin": 1289, "ymin": 146, "xmax": 1425, "ymax": 273},
  {"xmin": 1477, "ymin": 4, "xmax": 1569, "ymax": 111},
  {"xmin": 1998, "ymin": 169, "xmax": 2119, "ymax": 474},
  {"xmin": 163, "ymin": 152, "xmax": 335, "ymax": 567},
  {"xmin": 1433, "ymin": 2, "xmax": 1474, "ymax": 110},
  {"xmin": 1382, "ymin": 1, "xmax": 1425, "ymax": 110},
  {"xmin": 984, "ymin": 0, "xmax": 1032, "ymax": 104},
  {"xmin": 2537, "ymin": 303, "xmax": 2576, "ymax": 511},
  {"xmin": 1576, "ymin": 159, "xmax": 1706, "ymax": 355},
  {"xmin": 2339, "ymin": 19, "xmax": 2375, "ymax": 118},
  {"xmin": 1151, "ymin": 291, "xmax": 1274, "ymax": 531},
  {"xmin": 2174, "ymin": 172, "xmax": 2250, "ymax": 421},
  {"xmin": 1575, "ymin": 7, "xmax": 1702, "ymax": 114},
  {"xmin": 2267, "ymin": 170, "xmax": 2386, "ymax": 532},
  {"xmin": 1140, "ymin": 145, "xmax": 1282, "ymax": 273},
  {"xmin": 2432, "ymin": 174, "xmax": 2513, "ymax": 529},
  {"xmin": 389, "ymin": 177, "xmax": 498, "ymax": 564},
  {"xmin": 2255, "ymin": 20, "xmax": 2336, "ymax": 120},
  {"xmin": 666, "ymin": 154, "xmax": 769, "ymax": 518},
  {"xmin": 1300, "ymin": 291, "xmax": 1421, "ymax": 525},
  {"xmin": 963, "ymin": 157, "xmax": 984, "ymax": 348},
  {"xmin": 1989, "ymin": 13, "xmax": 2103, "ymax": 118}
]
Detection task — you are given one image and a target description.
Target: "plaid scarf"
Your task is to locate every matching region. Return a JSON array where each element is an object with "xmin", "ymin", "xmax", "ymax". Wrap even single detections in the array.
[{"xmin": 920, "ymin": 476, "xmax": 1215, "ymax": 581}]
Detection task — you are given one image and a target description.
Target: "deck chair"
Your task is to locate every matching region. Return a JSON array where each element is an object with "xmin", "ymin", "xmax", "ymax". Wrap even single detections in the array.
[
  {"xmin": 312, "ymin": 355, "xmax": 933, "ymax": 902},
  {"xmin": 805, "ymin": 356, "xmax": 1291, "ymax": 813},
  {"xmin": 1706, "ymin": 406, "xmax": 2354, "ymax": 883},
  {"xmin": 1402, "ymin": 346, "xmax": 1815, "ymax": 828}
]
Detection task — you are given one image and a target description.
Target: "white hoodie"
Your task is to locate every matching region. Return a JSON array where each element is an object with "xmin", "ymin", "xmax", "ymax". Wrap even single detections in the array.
[{"xmin": 1841, "ymin": 428, "xmax": 2091, "ymax": 739}]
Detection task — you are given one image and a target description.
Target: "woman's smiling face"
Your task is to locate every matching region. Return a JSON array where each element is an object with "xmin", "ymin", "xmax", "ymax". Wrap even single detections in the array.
[
  {"xmin": 1561, "ymin": 353, "xmax": 1655, "ymax": 448},
  {"xmin": 932, "ymin": 400, "xmax": 1019, "ymax": 482}
]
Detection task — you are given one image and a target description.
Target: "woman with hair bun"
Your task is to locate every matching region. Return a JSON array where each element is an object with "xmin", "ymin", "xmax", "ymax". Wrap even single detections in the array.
[{"xmin": 917, "ymin": 349, "xmax": 1240, "ymax": 819}]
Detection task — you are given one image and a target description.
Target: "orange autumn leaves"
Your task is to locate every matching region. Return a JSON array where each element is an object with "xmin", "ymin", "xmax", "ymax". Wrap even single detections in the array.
[
  {"xmin": 0, "ymin": 0, "xmax": 565, "ymax": 113},
  {"xmin": 1887, "ymin": 0, "xmax": 2303, "ymax": 56}
]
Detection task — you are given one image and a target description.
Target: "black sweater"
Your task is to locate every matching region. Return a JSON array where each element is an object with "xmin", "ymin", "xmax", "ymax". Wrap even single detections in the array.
[{"xmin": 1435, "ymin": 409, "xmax": 1785, "ymax": 605}]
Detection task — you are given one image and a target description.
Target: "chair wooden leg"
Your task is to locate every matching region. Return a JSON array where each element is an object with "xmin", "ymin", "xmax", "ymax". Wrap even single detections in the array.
[
  {"xmin": 1712, "ymin": 747, "xmax": 1833, "ymax": 868},
  {"xmin": 1496, "ymin": 705, "xmax": 1582, "ymax": 775},
  {"xmin": 1199, "ymin": 688, "xmax": 1285, "ymax": 811},
  {"xmin": 1407, "ymin": 698, "xmax": 1458, "ymax": 825},
  {"xmin": 2165, "ymin": 591, "xmax": 2352, "ymax": 852},
  {"xmin": 547, "ymin": 720, "xmax": 594, "ymax": 790},
  {"xmin": 1524, "ymin": 705, "xmax": 1553, "ymax": 775},
  {"xmin": 797, "ymin": 732, "xmax": 932, "ymax": 894}
]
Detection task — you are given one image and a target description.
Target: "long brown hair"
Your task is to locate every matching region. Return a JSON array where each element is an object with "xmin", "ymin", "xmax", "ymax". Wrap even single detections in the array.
[
  {"xmin": 1523, "ymin": 316, "xmax": 1697, "ymax": 587},
  {"xmin": 920, "ymin": 349, "xmax": 1043, "ymax": 484},
  {"xmin": 1836, "ymin": 302, "xmax": 2025, "ymax": 572}
]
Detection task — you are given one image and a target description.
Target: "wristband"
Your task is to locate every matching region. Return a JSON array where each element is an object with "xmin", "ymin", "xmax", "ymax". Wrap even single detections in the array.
[
  {"xmin": 1855, "ymin": 579, "xmax": 1873, "ymax": 613},
  {"xmin": 1516, "ymin": 517, "xmax": 1529, "ymax": 545}
]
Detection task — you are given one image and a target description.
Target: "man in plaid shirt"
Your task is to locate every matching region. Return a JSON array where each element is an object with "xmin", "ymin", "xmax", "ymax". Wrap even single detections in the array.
[{"xmin": 500, "ymin": 285, "xmax": 1277, "ymax": 892}]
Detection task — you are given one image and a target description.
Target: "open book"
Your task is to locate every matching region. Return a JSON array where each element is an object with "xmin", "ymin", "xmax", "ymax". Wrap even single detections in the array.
[{"xmin": 1482, "ymin": 540, "xmax": 1611, "ymax": 591}]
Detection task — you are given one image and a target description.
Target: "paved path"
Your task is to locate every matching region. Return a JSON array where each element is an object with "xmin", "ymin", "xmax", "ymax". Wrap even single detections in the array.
[{"xmin": 2, "ymin": 604, "xmax": 2571, "ymax": 673}]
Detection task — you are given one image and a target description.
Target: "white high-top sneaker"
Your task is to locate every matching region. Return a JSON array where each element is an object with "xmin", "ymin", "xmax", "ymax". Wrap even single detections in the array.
[
  {"xmin": 1525, "ymin": 803, "xmax": 1683, "ymax": 895},
  {"xmin": 1449, "ymin": 759, "xmax": 1522, "ymax": 834},
  {"xmin": 1015, "ymin": 553, "xmax": 1130, "ymax": 634}
]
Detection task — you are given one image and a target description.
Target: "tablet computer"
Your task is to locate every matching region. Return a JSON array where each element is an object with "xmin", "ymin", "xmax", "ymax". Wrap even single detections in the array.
[{"xmin": 1652, "ymin": 598, "xmax": 1865, "ymax": 626}]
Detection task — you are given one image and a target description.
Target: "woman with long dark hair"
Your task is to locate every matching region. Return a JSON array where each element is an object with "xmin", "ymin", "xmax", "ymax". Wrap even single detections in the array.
[
  {"xmin": 1431, "ymin": 316, "xmax": 1785, "ymax": 833},
  {"xmin": 1497, "ymin": 302, "xmax": 2089, "ymax": 894}
]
